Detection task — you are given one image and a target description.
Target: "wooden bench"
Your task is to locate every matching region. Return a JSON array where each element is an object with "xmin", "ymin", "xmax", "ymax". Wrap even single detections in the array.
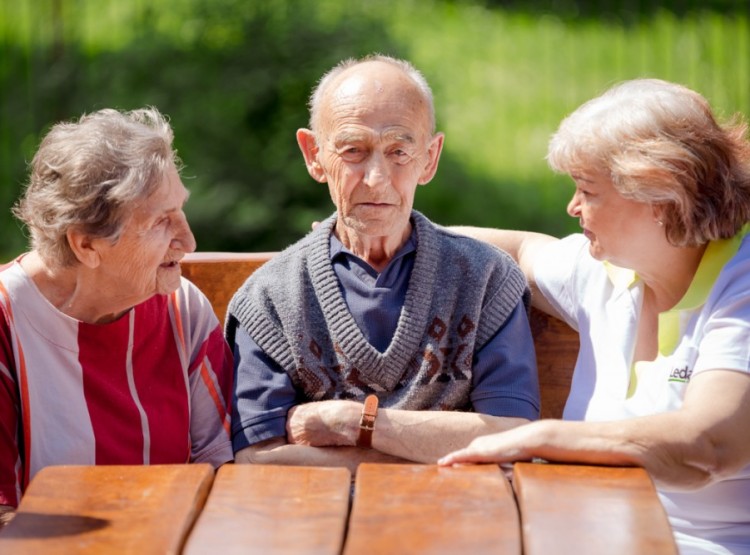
[{"xmin": 180, "ymin": 251, "xmax": 578, "ymax": 419}]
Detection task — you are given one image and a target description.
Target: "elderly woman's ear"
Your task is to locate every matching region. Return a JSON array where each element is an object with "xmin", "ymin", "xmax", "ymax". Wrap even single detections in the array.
[{"xmin": 66, "ymin": 228, "xmax": 101, "ymax": 268}]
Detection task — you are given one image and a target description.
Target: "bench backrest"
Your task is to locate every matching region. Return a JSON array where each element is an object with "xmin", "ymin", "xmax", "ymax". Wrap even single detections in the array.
[{"xmin": 180, "ymin": 252, "xmax": 579, "ymax": 419}]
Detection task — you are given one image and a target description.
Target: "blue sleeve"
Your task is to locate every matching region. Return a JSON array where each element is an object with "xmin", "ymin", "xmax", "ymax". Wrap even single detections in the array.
[
  {"xmin": 231, "ymin": 326, "xmax": 299, "ymax": 453},
  {"xmin": 471, "ymin": 302, "xmax": 541, "ymax": 420}
]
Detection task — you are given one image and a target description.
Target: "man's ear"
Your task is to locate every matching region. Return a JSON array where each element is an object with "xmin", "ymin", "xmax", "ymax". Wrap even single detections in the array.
[
  {"xmin": 66, "ymin": 227, "xmax": 101, "ymax": 269},
  {"xmin": 417, "ymin": 132, "xmax": 445, "ymax": 185},
  {"xmin": 296, "ymin": 128, "xmax": 327, "ymax": 183}
]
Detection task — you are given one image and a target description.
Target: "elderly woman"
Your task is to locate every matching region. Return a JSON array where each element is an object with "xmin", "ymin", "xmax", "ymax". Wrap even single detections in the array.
[
  {"xmin": 0, "ymin": 108, "xmax": 233, "ymax": 522},
  {"xmin": 441, "ymin": 79, "xmax": 750, "ymax": 555}
]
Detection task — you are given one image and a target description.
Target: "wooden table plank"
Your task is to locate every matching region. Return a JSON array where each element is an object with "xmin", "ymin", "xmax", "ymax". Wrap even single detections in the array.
[
  {"xmin": 0, "ymin": 464, "xmax": 214, "ymax": 554},
  {"xmin": 343, "ymin": 463, "xmax": 520, "ymax": 555},
  {"xmin": 513, "ymin": 462, "xmax": 678, "ymax": 555},
  {"xmin": 183, "ymin": 464, "xmax": 351, "ymax": 555}
]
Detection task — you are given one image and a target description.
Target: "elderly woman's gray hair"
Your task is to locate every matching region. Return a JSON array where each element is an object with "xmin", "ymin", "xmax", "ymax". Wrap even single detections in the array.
[
  {"xmin": 13, "ymin": 107, "xmax": 180, "ymax": 266},
  {"xmin": 547, "ymin": 78, "xmax": 750, "ymax": 247}
]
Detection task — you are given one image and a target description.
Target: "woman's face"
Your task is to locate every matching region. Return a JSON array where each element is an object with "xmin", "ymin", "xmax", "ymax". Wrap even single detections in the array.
[
  {"xmin": 92, "ymin": 164, "xmax": 196, "ymax": 307},
  {"xmin": 566, "ymin": 171, "xmax": 659, "ymax": 267}
]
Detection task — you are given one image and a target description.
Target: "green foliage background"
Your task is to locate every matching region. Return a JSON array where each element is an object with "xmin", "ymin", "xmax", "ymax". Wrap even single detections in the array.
[{"xmin": 1, "ymin": 0, "xmax": 748, "ymax": 259}]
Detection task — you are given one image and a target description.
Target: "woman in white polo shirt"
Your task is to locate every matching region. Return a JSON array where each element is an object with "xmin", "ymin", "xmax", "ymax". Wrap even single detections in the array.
[{"xmin": 441, "ymin": 78, "xmax": 750, "ymax": 555}]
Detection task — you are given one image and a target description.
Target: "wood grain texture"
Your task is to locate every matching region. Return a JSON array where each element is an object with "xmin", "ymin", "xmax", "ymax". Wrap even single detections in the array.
[
  {"xmin": 529, "ymin": 306, "xmax": 578, "ymax": 419},
  {"xmin": 183, "ymin": 464, "xmax": 351, "ymax": 555},
  {"xmin": 343, "ymin": 463, "xmax": 520, "ymax": 555},
  {"xmin": 0, "ymin": 464, "xmax": 214, "ymax": 554},
  {"xmin": 180, "ymin": 252, "xmax": 275, "ymax": 323},
  {"xmin": 513, "ymin": 462, "xmax": 678, "ymax": 555}
]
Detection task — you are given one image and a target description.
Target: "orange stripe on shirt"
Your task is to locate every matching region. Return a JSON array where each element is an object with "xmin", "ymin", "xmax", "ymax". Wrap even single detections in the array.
[
  {"xmin": 169, "ymin": 291, "xmax": 187, "ymax": 363},
  {"xmin": 200, "ymin": 362, "xmax": 230, "ymax": 435}
]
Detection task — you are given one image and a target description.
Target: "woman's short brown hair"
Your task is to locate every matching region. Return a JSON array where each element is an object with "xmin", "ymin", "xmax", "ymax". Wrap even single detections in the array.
[{"xmin": 547, "ymin": 79, "xmax": 750, "ymax": 247}]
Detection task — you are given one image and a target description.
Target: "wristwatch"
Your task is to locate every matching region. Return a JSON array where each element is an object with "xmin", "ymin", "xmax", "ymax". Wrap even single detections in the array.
[{"xmin": 356, "ymin": 394, "xmax": 379, "ymax": 448}]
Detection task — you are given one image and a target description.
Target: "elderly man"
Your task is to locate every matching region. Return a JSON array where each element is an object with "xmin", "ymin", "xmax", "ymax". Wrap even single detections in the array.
[{"xmin": 226, "ymin": 55, "xmax": 539, "ymax": 471}]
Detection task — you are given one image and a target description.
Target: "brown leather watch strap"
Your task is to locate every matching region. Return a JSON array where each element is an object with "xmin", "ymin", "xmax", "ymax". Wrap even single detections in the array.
[{"xmin": 356, "ymin": 394, "xmax": 379, "ymax": 448}]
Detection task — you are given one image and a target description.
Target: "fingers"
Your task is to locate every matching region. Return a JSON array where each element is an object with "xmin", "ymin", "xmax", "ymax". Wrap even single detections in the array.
[
  {"xmin": 285, "ymin": 406, "xmax": 298, "ymax": 443},
  {"xmin": 438, "ymin": 448, "xmax": 491, "ymax": 466}
]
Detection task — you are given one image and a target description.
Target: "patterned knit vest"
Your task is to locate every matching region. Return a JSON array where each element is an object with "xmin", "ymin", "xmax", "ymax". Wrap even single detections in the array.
[{"xmin": 226, "ymin": 211, "xmax": 529, "ymax": 411}]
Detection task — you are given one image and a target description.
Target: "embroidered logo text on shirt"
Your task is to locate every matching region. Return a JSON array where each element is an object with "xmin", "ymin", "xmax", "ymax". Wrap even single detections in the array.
[{"xmin": 668, "ymin": 365, "xmax": 693, "ymax": 383}]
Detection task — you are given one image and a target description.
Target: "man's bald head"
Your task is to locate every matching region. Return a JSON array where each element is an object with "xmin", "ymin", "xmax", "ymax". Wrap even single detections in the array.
[{"xmin": 308, "ymin": 55, "xmax": 436, "ymax": 137}]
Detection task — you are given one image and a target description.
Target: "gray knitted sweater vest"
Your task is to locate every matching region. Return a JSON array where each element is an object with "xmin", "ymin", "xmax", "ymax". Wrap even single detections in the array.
[{"xmin": 226, "ymin": 211, "xmax": 529, "ymax": 411}]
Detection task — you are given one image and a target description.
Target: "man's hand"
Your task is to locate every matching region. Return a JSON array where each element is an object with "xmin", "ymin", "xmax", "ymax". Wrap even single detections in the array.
[{"xmin": 286, "ymin": 400, "xmax": 361, "ymax": 447}]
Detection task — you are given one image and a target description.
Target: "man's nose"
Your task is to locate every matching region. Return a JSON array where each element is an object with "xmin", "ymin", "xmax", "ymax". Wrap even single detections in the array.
[{"xmin": 363, "ymin": 153, "xmax": 389, "ymax": 188}]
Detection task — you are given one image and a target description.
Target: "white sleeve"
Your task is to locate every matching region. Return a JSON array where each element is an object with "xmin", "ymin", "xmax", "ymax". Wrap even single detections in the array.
[{"xmin": 532, "ymin": 234, "xmax": 592, "ymax": 332}]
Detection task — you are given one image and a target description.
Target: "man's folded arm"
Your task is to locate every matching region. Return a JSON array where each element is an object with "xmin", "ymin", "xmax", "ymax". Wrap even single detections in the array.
[{"xmin": 234, "ymin": 437, "xmax": 409, "ymax": 474}]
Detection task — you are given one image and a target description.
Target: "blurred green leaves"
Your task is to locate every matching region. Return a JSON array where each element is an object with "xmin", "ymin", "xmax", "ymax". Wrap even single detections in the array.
[{"xmin": 0, "ymin": 0, "xmax": 748, "ymax": 258}]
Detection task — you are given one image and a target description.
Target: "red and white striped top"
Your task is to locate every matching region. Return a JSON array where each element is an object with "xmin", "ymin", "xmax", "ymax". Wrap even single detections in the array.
[{"xmin": 0, "ymin": 260, "xmax": 234, "ymax": 507}]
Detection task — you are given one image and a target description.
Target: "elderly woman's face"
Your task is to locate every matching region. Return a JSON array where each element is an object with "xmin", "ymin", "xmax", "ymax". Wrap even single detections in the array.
[
  {"xmin": 566, "ymin": 170, "xmax": 660, "ymax": 267},
  {"xmin": 93, "ymin": 164, "xmax": 196, "ymax": 304}
]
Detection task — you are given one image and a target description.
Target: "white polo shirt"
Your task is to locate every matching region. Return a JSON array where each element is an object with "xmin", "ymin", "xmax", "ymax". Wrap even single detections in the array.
[{"xmin": 535, "ymin": 229, "xmax": 750, "ymax": 555}]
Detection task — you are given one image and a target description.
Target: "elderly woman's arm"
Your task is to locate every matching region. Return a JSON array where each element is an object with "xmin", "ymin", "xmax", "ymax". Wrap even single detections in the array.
[
  {"xmin": 440, "ymin": 369, "xmax": 750, "ymax": 491},
  {"xmin": 450, "ymin": 227, "xmax": 561, "ymax": 317}
]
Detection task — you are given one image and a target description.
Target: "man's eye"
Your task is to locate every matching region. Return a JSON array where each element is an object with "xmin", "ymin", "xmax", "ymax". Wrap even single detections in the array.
[
  {"xmin": 390, "ymin": 149, "xmax": 412, "ymax": 164},
  {"xmin": 339, "ymin": 147, "xmax": 366, "ymax": 162}
]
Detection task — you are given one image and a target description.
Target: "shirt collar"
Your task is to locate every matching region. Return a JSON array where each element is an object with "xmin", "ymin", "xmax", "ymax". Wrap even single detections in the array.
[
  {"xmin": 657, "ymin": 224, "xmax": 748, "ymax": 356},
  {"xmin": 604, "ymin": 261, "xmax": 637, "ymax": 292},
  {"xmin": 673, "ymin": 223, "xmax": 750, "ymax": 311},
  {"xmin": 329, "ymin": 227, "xmax": 418, "ymax": 268},
  {"xmin": 603, "ymin": 223, "xmax": 750, "ymax": 304}
]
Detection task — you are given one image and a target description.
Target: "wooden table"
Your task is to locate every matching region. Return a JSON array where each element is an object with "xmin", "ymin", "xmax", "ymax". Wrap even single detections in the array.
[{"xmin": 0, "ymin": 462, "xmax": 677, "ymax": 554}]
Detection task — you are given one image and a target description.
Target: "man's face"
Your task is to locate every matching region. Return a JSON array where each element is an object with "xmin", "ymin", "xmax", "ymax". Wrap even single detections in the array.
[{"xmin": 304, "ymin": 63, "xmax": 443, "ymax": 243}]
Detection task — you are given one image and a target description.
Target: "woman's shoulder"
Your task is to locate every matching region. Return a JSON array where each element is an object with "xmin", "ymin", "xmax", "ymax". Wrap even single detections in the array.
[{"xmin": 168, "ymin": 277, "xmax": 220, "ymax": 329}]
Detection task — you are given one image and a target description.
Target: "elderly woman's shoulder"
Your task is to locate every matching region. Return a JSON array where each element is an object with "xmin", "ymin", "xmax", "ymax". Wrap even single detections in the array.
[{"xmin": 176, "ymin": 276, "xmax": 216, "ymax": 311}]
